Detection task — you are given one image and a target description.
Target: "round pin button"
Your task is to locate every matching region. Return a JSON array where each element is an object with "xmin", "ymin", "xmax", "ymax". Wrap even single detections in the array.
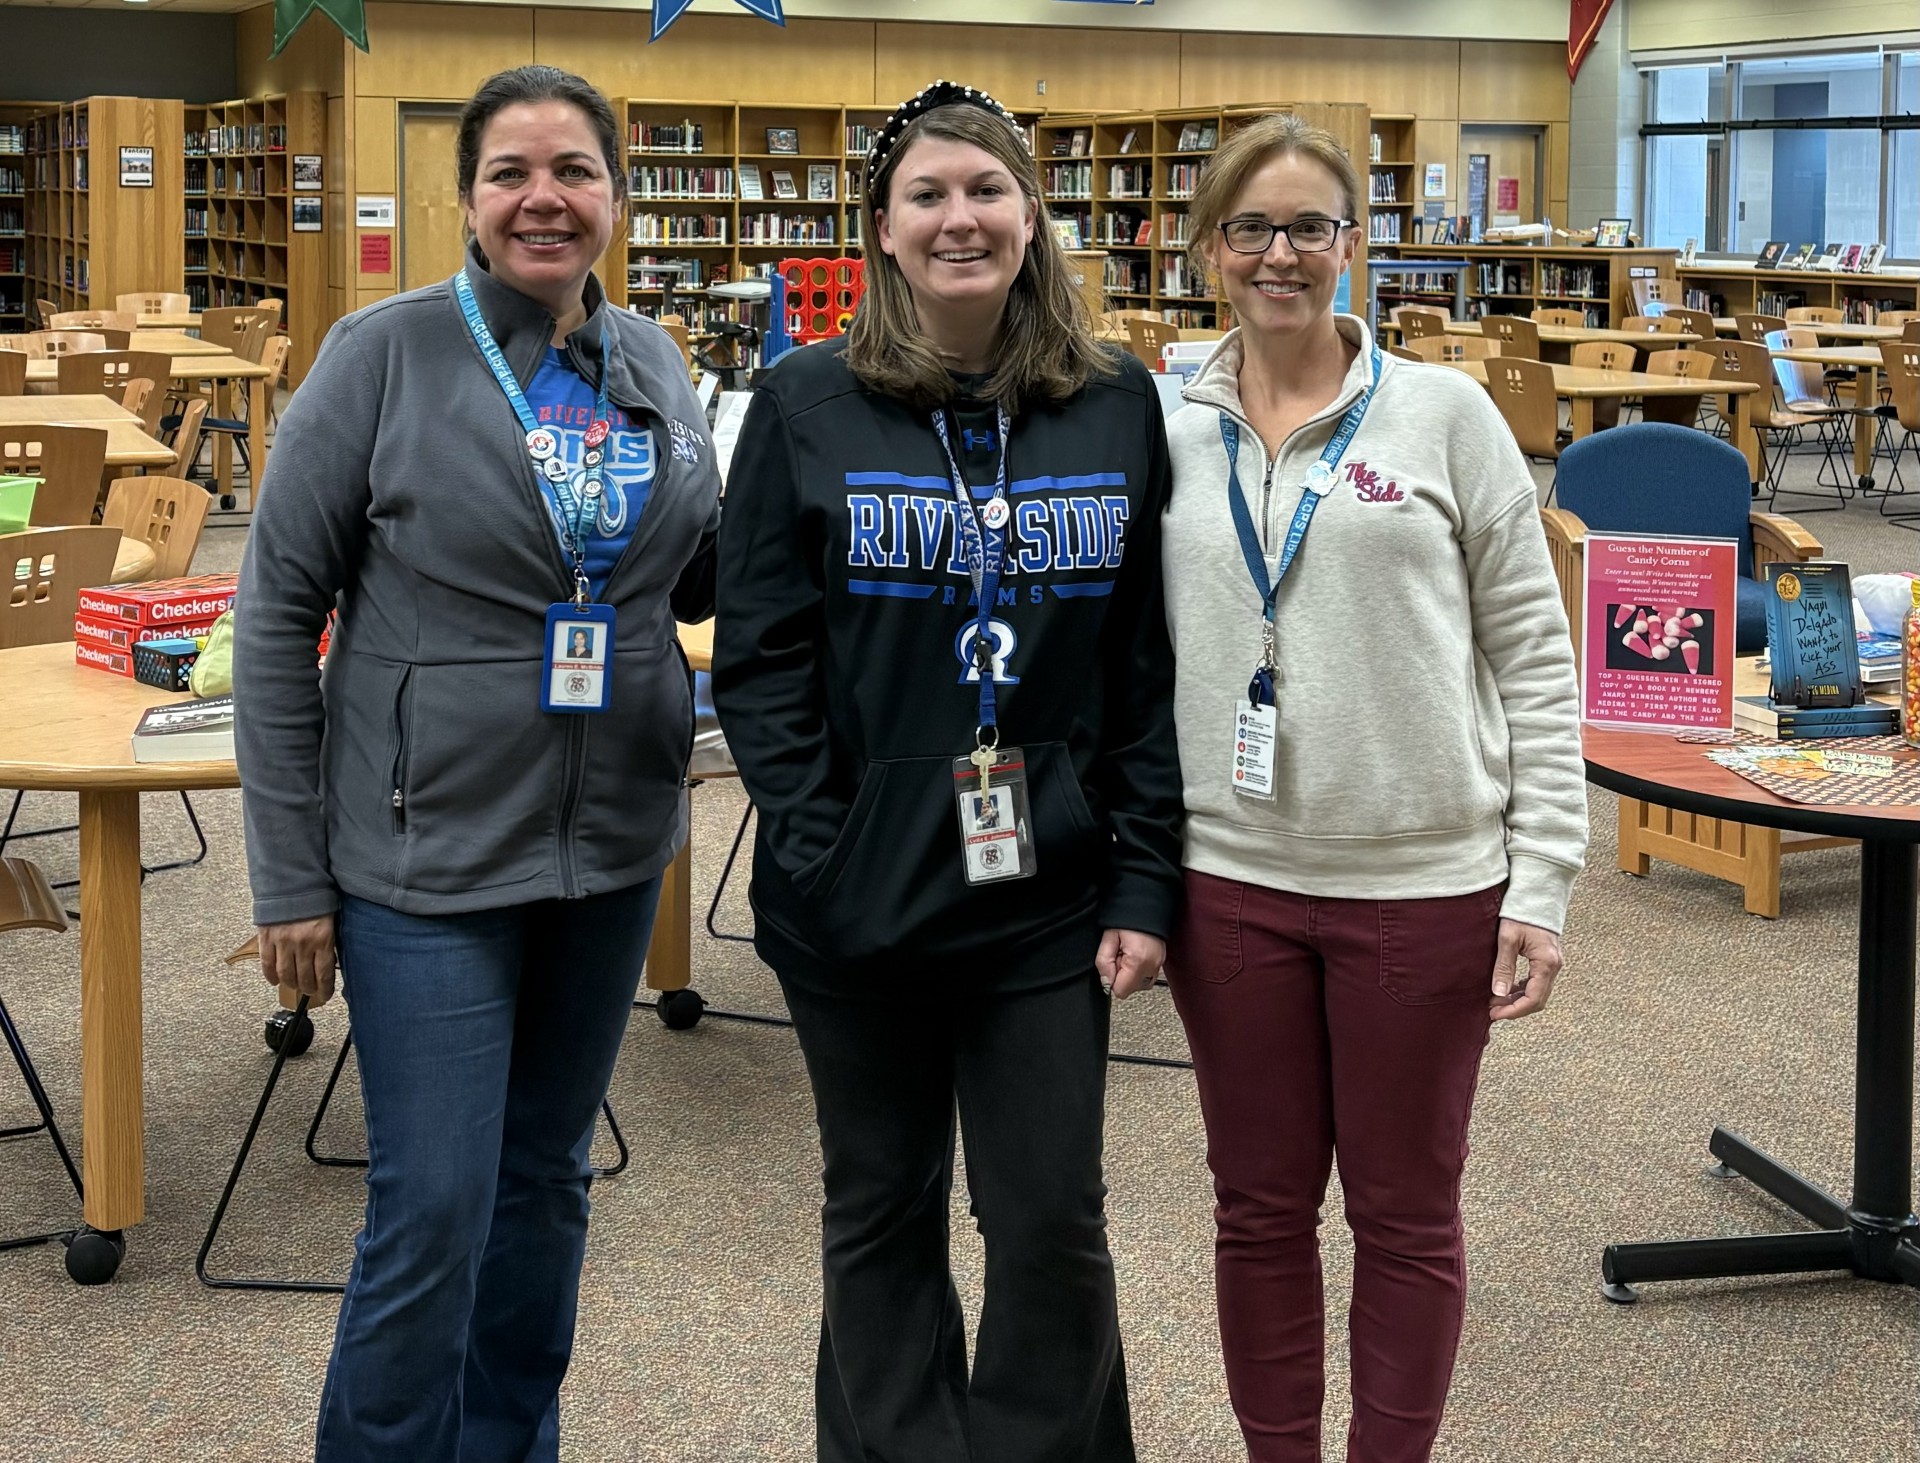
[
  {"xmin": 1304, "ymin": 460, "xmax": 1336, "ymax": 495},
  {"xmin": 542, "ymin": 455, "xmax": 571, "ymax": 482},
  {"xmin": 525, "ymin": 428, "xmax": 558, "ymax": 461},
  {"xmin": 583, "ymin": 419, "xmax": 610, "ymax": 449},
  {"xmin": 584, "ymin": 448, "xmax": 604, "ymax": 469},
  {"xmin": 582, "ymin": 475, "xmax": 603, "ymax": 499},
  {"xmin": 980, "ymin": 497, "xmax": 1011, "ymax": 530}
]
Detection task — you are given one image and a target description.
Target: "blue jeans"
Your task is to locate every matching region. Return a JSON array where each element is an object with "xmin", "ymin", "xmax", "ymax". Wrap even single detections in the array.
[{"xmin": 316, "ymin": 879, "xmax": 661, "ymax": 1463}]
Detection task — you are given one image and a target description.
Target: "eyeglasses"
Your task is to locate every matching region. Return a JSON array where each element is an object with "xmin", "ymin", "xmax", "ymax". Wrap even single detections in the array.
[{"xmin": 1218, "ymin": 217, "xmax": 1353, "ymax": 254}]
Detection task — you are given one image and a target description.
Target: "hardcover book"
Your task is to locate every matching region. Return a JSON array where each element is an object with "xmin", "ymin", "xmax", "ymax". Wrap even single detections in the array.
[
  {"xmin": 1756, "ymin": 240, "xmax": 1786, "ymax": 268},
  {"xmin": 131, "ymin": 695, "xmax": 235, "ymax": 764},
  {"xmin": 1764, "ymin": 561, "xmax": 1863, "ymax": 708},
  {"xmin": 1784, "ymin": 243, "xmax": 1818, "ymax": 270},
  {"xmin": 1813, "ymin": 242, "xmax": 1844, "ymax": 272},
  {"xmin": 1732, "ymin": 695, "xmax": 1895, "ymax": 737}
]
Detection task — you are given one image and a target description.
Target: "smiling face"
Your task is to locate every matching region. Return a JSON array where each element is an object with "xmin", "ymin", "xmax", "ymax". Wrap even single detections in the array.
[
  {"xmin": 1207, "ymin": 151, "xmax": 1357, "ymax": 341},
  {"xmin": 462, "ymin": 100, "xmax": 619, "ymax": 314},
  {"xmin": 873, "ymin": 135, "xmax": 1036, "ymax": 333}
]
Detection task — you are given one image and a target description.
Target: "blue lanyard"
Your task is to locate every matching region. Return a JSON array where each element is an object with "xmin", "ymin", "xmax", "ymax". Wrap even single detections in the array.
[
  {"xmin": 1221, "ymin": 342, "xmax": 1381, "ymax": 706},
  {"xmin": 931, "ymin": 404, "xmax": 1012, "ymax": 740},
  {"xmin": 454, "ymin": 269, "xmax": 612, "ymax": 605}
]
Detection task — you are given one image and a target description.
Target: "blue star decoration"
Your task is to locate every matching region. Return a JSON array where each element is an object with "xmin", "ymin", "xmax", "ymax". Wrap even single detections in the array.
[
  {"xmin": 652, "ymin": 0, "xmax": 786, "ymax": 43},
  {"xmin": 272, "ymin": 0, "xmax": 368, "ymax": 57}
]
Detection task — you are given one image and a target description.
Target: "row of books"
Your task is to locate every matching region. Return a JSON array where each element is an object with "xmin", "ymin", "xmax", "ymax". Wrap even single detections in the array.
[
  {"xmin": 1538, "ymin": 263, "xmax": 1601, "ymax": 298},
  {"xmin": 1160, "ymin": 214, "xmax": 1193, "ymax": 247},
  {"xmin": 629, "ymin": 254, "xmax": 707, "ymax": 290},
  {"xmin": 845, "ymin": 124, "xmax": 878, "ymax": 156},
  {"xmin": 630, "ymin": 166, "xmax": 735, "ymax": 200},
  {"xmin": 1754, "ymin": 240, "xmax": 1888, "ymax": 274},
  {"xmin": 1043, "ymin": 162, "xmax": 1092, "ymax": 200},
  {"xmin": 1095, "ymin": 214, "xmax": 1150, "ymax": 248},
  {"xmin": 0, "ymin": 205, "xmax": 21, "ymax": 236},
  {"xmin": 0, "ymin": 125, "xmax": 23, "ymax": 153},
  {"xmin": 1107, "ymin": 164, "xmax": 1150, "ymax": 199},
  {"xmin": 630, "ymin": 120, "xmax": 708, "ymax": 153},
  {"xmin": 187, "ymin": 124, "xmax": 287, "ymax": 156},
  {"xmin": 1476, "ymin": 264, "xmax": 1531, "ymax": 296},
  {"xmin": 1103, "ymin": 256, "xmax": 1148, "ymax": 295},
  {"xmin": 1367, "ymin": 214, "xmax": 1403, "ymax": 244},
  {"xmin": 1160, "ymin": 256, "xmax": 1200, "ymax": 299},
  {"xmin": 738, "ymin": 212, "xmax": 836, "ymax": 245},
  {"xmin": 629, "ymin": 214, "xmax": 729, "ymax": 244},
  {"xmin": 1368, "ymin": 171, "xmax": 1399, "ymax": 204},
  {"xmin": 1164, "ymin": 163, "xmax": 1202, "ymax": 199},
  {"xmin": 0, "ymin": 165, "xmax": 20, "ymax": 194},
  {"xmin": 629, "ymin": 301, "xmax": 732, "ymax": 334},
  {"xmin": 0, "ymin": 241, "xmax": 21, "ymax": 272}
]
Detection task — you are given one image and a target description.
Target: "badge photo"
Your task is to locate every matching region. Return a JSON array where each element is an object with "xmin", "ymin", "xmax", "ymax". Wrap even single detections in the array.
[{"xmin": 541, "ymin": 602, "xmax": 617, "ymax": 714}]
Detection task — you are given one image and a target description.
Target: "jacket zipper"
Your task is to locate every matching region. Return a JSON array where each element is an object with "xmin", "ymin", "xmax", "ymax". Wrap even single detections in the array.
[
  {"xmin": 389, "ymin": 665, "xmax": 413, "ymax": 833},
  {"xmin": 556, "ymin": 714, "xmax": 587, "ymax": 897}
]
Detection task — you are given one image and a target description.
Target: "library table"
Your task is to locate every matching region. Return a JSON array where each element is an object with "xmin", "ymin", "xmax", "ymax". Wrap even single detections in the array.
[
  {"xmin": 1583, "ymin": 723, "xmax": 1920, "ymax": 1303},
  {"xmin": 1445, "ymin": 360, "xmax": 1764, "ymax": 479},
  {"xmin": 1439, "ymin": 319, "xmax": 1703, "ymax": 358},
  {"xmin": 1769, "ymin": 342, "xmax": 1887, "ymax": 488},
  {"xmin": 0, "ymin": 623, "xmax": 716, "ymax": 1280},
  {"xmin": 0, "ymin": 396, "xmax": 179, "ymax": 470},
  {"xmin": 132, "ymin": 313, "xmax": 202, "ymax": 333},
  {"xmin": 1713, "ymin": 319, "xmax": 1899, "ymax": 345}
]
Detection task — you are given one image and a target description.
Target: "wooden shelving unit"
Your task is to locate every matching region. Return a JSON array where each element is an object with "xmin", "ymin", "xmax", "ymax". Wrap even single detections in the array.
[
  {"xmin": 22, "ymin": 96, "xmax": 182, "ymax": 322},
  {"xmin": 184, "ymin": 91, "xmax": 325, "ymax": 384},
  {"xmin": 1676, "ymin": 264, "xmax": 1920, "ymax": 324},
  {"xmin": 1370, "ymin": 243, "xmax": 1676, "ymax": 327},
  {"xmin": 0, "ymin": 102, "xmax": 41, "ymax": 329},
  {"xmin": 1367, "ymin": 114, "xmax": 1415, "ymax": 247}
]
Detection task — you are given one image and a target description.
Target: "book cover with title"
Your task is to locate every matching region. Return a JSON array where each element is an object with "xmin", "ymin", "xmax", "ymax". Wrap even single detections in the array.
[
  {"xmin": 1765, "ymin": 562, "xmax": 1863, "ymax": 707},
  {"xmin": 1581, "ymin": 534, "xmax": 1739, "ymax": 732}
]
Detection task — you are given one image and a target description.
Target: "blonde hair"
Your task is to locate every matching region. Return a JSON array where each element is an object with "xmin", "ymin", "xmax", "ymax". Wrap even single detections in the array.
[
  {"xmin": 1186, "ymin": 113, "xmax": 1361, "ymax": 286},
  {"xmin": 847, "ymin": 102, "xmax": 1113, "ymax": 414}
]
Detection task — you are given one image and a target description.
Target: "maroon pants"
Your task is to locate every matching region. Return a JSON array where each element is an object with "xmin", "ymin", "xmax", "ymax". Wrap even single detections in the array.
[{"xmin": 1166, "ymin": 870, "xmax": 1501, "ymax": 1463}]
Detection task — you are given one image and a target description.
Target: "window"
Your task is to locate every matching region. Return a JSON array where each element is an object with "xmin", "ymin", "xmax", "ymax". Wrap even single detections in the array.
[{"xmin": 1641, "ymin": 45, "xmax": 1917, "ymax": 261}]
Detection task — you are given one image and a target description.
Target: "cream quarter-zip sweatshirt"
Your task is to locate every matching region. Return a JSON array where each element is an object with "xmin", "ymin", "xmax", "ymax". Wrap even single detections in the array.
[{"xmin": 1162, "ymin": 317, "xmax": 1587, "ymax": 932}]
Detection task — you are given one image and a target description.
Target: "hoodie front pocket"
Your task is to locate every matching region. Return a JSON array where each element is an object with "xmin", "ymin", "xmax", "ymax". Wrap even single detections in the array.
[{"xmin": 805, "ymin": 760, "xmax": 890, "ymax": 904}]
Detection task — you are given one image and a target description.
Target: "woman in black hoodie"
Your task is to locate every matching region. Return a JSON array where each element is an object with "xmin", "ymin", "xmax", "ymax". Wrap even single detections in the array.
[{"xmin": 713, "ymin": 81, "xmax": 1183, "ymax": 1463}]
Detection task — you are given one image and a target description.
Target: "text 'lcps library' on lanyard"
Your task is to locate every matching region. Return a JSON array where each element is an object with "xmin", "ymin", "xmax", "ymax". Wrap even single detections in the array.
[
  {"xmin": 932, "ymin": 403, "xmax": 1013, "ymax": 752},
  {"xmin": 1220, "ymin": 342, "xmax": 1382, "ymax": 709},
  {"xmin": 455, "ymin": 269, "xmax": 613, "ymax": 608}
]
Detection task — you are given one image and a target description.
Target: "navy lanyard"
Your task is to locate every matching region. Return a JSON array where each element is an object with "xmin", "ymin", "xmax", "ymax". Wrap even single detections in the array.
[
  {"xmin": 455, "ymin": 269, "xmax": 612, "ymax": 606},
  {"xmin": 1221, "ymin": 342, "xmax": 1382, "ymax": 706},
  {"xmin": 930, "ymin": 404, "xmax": 1012, "ymax": 740}
]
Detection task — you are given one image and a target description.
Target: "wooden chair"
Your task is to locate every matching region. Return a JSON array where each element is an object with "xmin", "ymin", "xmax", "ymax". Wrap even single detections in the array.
[
  {"xmin": 0, "ymin": 351, "xmax": 24, "ymax": 397},
  {"xmin": 0, "ymin": 854, "xmax": 85, "ymax": 1260},
  {"xmin": 656, "ymin": 320, "xmax": 693, "ymax": 373},
  {"xmin": 1570, "ymin": 341, "xmax": 1637, "ymax": 430},
  {"xmin": 1907, "ymin": 321, "xmax": 1920, "ymax": 346},
  {"xmin": 1642, "ymin": 347, "xmax": 1718, "ymax": 427},
  {"xmin": 1405, "ymin": 335, "xmax": 1495, "ymax": 363},
  {"xmin": 199, "ymin": 307, "xmax": 273, "ymax": 364},
  {"xmin": 101, "ymin": 475, "xmax": 210, "ymax": 581},
  {"xmin": 1, "ymin": 426, "xmax": 110, "ymax": 527},
  {"xmin": 1703, "ymin": 339, "xmax": 1780, "ymax": 470},
  {"xmin": 1876, "ymin": 311, "xmax": 1917, "ymax": 330},
  {"xmin": 1871, "ymin": 340, "xmax": 1919, "ymax": 512},
  {"xmin": 119, "ymin": 379, "xmax": 155, "ymax": 437},
  {"xmin": 1483, "ymin": 356, "xmax": 1563, "ymax": 462},
  {"xmin": 1630, "ymin": 277, "xmax": 1679, "ymax": 313},
  {"xmin": 94, "ymin": 330, "xmax": 134, "ymax": 351},
  {"xmin": 1125, "ymin": 317, "xmax": 1180, "ymax": 369},
  {"xmin": 116, "ymin": 292, "xmax": 191, "ymax": 317},
  {"xmin": 197, "ymin": 335, "xmax": 286, "ymax": 482},
  {"xmin": 1393, "ymin": 306, "xmax": 1447, "ymax": 340},
  {"xmin": 1660, "ymin": 305, "xmax": 1716, "ymax": 340},
  {"xmin": 49, "ymin": 310, "xmax": 136, "ymax": 334},
  {"xmin": 1733, "ymin": 313, "xmax": 1787, "ymax": 344},
  {"xmin": 0, "ymin": 526, "xmax": 123, "ymax": 648},
  {"xmin": 29, "ymin": 331, "xmax": 106, "ymax": 358},
  {"xmin": 1531, "ymin": 308, "xmax": 1587, "ymax": 329},
  {"xmin": 1542, "ymin": 424, "xmax": 1828, "ymax": 917},
  {"xmin": 34, "ymin": 299, "xmax": 59, "ymax": 330},
  {"xmin": 1619, "ymin": 315, "xmax": 1689, "ymax": 336},
  {"xmin": 55, "ymin": 349, "xmax": 173, "ymax": 402},
  {"xmin": 1785, "ymin": 306, "xmax": 1843, "ymax": 326},
  {"xmin": 1481, "ymin": 315, "xmax": 1541, "ymax": 359},
  {"xmin": 1763, "ymin": 327, "xmax": 1868, "ymax": 506},
  {"xmin": 1386, "ymin": 344, "xmax": 1423, "ymax": 363}
]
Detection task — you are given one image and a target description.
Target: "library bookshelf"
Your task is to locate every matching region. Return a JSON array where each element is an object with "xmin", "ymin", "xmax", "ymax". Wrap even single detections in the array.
[
  {"xmin": 21, "ymin": 97, "xmax": 183, "ymax": 322},
  {"xmin": 185, "ymin": 92, "xmax": 325, "ymax": 385},
  {"xmin": 1370, "ymin": 243, "xmax": 1676, "ymax": 327},
  {"xmin": 0, "ymin": 102, "xmax": 44, "ymax": 330},
  {"xmin": 1366, "ymin": 114, "xmax": 1415, "ymax": 247},
  {"xmin": 1676, "ymin": 264, "xmax": 1920, "ymax": 325}
]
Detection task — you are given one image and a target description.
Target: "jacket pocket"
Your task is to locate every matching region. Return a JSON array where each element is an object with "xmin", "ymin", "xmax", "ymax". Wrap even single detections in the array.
[{"xmin": 388, "ymin": 665, "xmax": 413, "ymax": 834}]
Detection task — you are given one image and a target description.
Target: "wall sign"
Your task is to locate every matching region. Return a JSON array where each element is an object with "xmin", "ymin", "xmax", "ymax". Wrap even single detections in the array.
[
  {"xmin": 359, "ymin": 232, "xmax": 392, "ymax": 274},
  {"xmin": 119, "ymin": 147, "xmax": 153, "ymax": 188},
  {"xmin": 293, "ymin": 197, "xmax": 323, "ymax": 233},
  {"xmin": 1423, "ymin": 163, "xmax": 1446, "ymax": 199},
  {"xmin": 293, "ymin": 155, "xmax": 323, "ymax": 191},
  {"xmin": 355, "ymin": 195, "xmax": 395, "ymax": 228},
  {"xmin": 1581, "ymin": 533, "xmax": 1738, "ymax": 732}
]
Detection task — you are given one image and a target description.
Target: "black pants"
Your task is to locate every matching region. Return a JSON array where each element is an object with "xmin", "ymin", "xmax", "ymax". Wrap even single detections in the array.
[{"xmin": 780, "ymin": 973, "xmax": 1136, "ymax": 1463}]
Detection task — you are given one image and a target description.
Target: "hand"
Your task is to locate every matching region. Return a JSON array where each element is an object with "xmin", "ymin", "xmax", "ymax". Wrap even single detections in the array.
[
  {"xmin": 1489, "ymin": 918, "xmax": 1561, "ymax": 1022},
  {"xmin": 258, "ymin": 915, "xmax": 338, "ymax": 1005},
  {"xmin": 1097, "ymin": 928, "xmax": 1166, "ymax": 1001}
]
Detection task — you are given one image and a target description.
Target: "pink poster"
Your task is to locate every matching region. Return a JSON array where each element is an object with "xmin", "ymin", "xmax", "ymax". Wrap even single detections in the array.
[{"xmin": 1581, "ymin": 533, "xmax": 1738, "ymax": 731}]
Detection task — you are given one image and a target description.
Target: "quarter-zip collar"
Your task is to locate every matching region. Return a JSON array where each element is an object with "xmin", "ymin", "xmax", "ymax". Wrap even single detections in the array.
[
  {"xmin": 1181, "ymin": 313, "xmax": 1384, "ymax": 440},
  {"xmin": 460, "ymin": 238, "xmax": 612, "ymax": 391}
]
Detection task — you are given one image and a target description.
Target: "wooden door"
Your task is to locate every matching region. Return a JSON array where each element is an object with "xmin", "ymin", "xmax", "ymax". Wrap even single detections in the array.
[
  {"xmin": 401, "ymin": 109, "xmax": 466, "ymax": 292},
  {"xmin": 1460, "ymin": 125, "xmax": 1544, "ymax": 229}
]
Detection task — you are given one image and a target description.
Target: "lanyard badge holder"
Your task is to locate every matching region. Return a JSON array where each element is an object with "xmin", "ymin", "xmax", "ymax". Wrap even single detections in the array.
[
  {"xmin": 455, "ymin": 270, "xmax": 619, "ymax": 714},
  {"xmin": 934, "ymin": 405, "xmax": 1036, "ymax": 885},
  {"xmin": 1223, "ymin": 344, "xmax": 1381, "ymax": 802}
]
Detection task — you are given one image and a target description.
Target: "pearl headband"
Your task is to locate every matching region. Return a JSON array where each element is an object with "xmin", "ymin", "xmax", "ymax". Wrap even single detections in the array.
[{"xmin": 864, "ymin": 79, "xmax": 1024, "ymax": 199}]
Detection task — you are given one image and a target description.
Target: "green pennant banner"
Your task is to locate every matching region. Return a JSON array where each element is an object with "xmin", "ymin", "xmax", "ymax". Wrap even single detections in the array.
[{"xmin": 272, "ymin": 0, "xmax": 369, "ymax": 58}]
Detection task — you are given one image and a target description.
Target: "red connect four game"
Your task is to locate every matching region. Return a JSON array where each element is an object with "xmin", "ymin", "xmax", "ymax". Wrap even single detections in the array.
[{"xmin": 779, "ymin": 258, "xmax": 865, "ymax": 344}]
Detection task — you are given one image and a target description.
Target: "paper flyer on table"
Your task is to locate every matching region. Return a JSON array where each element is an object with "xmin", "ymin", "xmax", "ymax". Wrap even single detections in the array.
[{"xmin": 1581, "ymin": 533, "xmax": 1739, "ymax": 732}]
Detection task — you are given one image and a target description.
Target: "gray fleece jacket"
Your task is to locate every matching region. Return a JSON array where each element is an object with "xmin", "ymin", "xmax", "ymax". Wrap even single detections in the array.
[{"xmin": 236, "ymin": 245, "xmax": 721, "ymax": 925}]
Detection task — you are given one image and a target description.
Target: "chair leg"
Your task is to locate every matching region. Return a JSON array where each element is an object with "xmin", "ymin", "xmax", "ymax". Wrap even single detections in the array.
[
  {"xmin": 703, "ymin": 800, "xmax": 756, "ymax": 944},
  {"xmin": 0, "ymin": 994, "xmax": 86, "ymax": 1254},
  {"xmin": 0, "ymin": 787, "xmax": 79, "ymax": 853}
]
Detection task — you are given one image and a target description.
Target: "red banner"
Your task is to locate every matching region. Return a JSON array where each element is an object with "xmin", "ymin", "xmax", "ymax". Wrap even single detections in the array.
[{"xmin": 1569, "ymin": 0, "xmax": 1615, "ymax": 81}]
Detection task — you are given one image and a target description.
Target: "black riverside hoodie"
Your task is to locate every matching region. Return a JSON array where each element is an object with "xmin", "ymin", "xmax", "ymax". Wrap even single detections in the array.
[{"xmin": 712, "ymin": 339, "xmax": 1183, "ymax": 994}]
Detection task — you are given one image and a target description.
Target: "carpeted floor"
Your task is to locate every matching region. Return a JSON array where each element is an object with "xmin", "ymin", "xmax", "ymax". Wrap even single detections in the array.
[{"xmin": 2, "ymin": 442, "xmax": 1917, "ymax": 1462}]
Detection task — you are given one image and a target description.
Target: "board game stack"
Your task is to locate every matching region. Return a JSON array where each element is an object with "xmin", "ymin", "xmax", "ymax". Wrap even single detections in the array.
[{"xmin": 74, "ymin": 574, "xmax": 236, "ymax": 677}]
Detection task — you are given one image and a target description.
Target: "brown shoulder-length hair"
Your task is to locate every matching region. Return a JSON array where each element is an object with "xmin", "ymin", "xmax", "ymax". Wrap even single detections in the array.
[
  {"xmin": 847, "ymin": 102, "xmax": 1113, "ymax": 414},
  {"xmin": 1186, "ymin": 112, "xmax": 1361, "ymax": 287}
]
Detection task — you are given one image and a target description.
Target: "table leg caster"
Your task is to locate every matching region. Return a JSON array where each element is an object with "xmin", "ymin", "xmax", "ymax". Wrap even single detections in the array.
[
  {"xmin": 656, "ymin": 988, "xmax": 705, "ymax": 1030},
  {"xmin": 1706, "ymin": 1161, "xmax": 1735, "ymax": 1179},
  {"xmin": 1857, "ymin": 475, "xmax": 1875, "ymax": 492},
  {"xmin": 64, "ymin": 1227, "xmax": 125, "ymax": 1285},
  {"xmin": 220, "ymin": 493, "xmax": 238, "ymax": 511},
  {"xmin": 1601, "ymin": 1281, "xmax": 1639, "ymax": 1305},
  {"xmin": 264, "ymin": 1007, "xmax": 314, "ymax": 1057}
]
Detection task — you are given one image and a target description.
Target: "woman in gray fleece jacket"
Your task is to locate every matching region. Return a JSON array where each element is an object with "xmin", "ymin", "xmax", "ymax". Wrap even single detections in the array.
[
  {"xmin": 235, "ymin": 67, "xmax": 718, "ymax": 1462},
  {"xmin": 1159, "ymin": 116, "xmax": 1587, "ymax": 1463}
]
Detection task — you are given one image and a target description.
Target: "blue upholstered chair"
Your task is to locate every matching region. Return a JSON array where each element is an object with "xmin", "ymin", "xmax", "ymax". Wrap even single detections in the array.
[
  {"xmin": 1542, "ymin": 423, "xmax": 1836, "ymax": 919},
  {"xmin": 1544, "ymin": 422, "xmax": 1822, "ymax": 660}
]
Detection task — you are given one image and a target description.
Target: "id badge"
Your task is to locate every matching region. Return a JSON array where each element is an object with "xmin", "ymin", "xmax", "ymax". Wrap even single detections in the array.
[
  {"xmin": 541, "ymin": 602, "xmax": 617, "ymax": 713},
  {"xmin": 1231, "ymin": 699, "xmax": 1278, "ymax": 801},
  {"xmin": 951, "ymin": 747, "xmax": 1037, "ymax": 885}
]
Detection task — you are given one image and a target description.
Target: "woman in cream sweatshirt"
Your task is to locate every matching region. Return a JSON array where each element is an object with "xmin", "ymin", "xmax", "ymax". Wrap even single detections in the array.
[{"xmin": 1160, "ymin": 114, "xmax": 1587, "ymax": 1463}]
